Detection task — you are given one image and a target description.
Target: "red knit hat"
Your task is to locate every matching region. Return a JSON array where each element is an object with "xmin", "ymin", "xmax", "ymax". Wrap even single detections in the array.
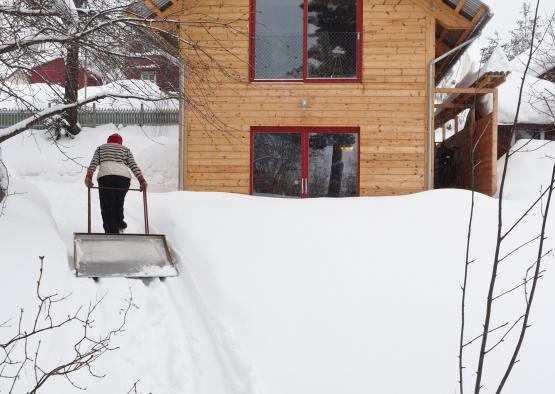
[{"xmin": 107, "ymin": 133, "xmax": 123, "ymax": 144}]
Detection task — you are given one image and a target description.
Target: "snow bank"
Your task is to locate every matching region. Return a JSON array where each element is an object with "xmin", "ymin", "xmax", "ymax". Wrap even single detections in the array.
[
  {"xmin": 2, "ymin": 127, "xmax": 555, "ymax": 393},
  {"xmin": 3, "ymin": 124, "xmax": 178, "ymax": 190},
  {"xmin": 498, "ymin": 139, "xmax": 555, "ymax": 202}
]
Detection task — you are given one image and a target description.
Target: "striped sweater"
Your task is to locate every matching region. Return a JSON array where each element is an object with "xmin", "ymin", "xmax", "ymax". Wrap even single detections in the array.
[{"xmin": 88, "ymin": 143, "xmax": 142, "ymax": 179}]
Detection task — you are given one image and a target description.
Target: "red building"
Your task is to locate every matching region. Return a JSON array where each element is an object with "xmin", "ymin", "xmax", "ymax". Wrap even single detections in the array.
[
  {"xmin": 124, "ymin": 55, "xmax": 179, "ymax": 92},
  {"xmin": 29, "ymin": 58, "xmax": 103, "ymax": 89}
]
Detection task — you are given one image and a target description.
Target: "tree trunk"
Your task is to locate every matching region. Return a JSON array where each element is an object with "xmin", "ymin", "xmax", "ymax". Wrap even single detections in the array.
[
  {"xmin": 64, "ymin": 39, "xmax": 80, "ymax": 136},
  {"xmin": 63, "ymin": 0, "xmax": 86, "ymax": 136},
  {"xmin": 327, "ymin": 144, "xmax": 343, "ymax": 197}
]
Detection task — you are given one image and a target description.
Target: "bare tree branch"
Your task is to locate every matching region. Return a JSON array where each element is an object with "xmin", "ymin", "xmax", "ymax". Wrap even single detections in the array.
[{"xmin": 0, "ymin": 256, "xmax": 134, "ymax": 392}]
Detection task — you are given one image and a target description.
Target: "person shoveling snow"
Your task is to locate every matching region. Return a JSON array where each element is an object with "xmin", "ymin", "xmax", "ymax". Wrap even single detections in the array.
[{"xmin": 85, "ymin": 133, "xmax": 148, "ymax": 234}]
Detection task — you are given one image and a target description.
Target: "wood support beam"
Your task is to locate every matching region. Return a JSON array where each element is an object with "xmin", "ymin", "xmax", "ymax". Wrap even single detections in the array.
[
  {"xmin": 454, "ymin": 0, "xmax": 466, "ymax": 13},
  {"xmin": 438, "ymin": 25, "xmax": 450, "ymax": 42},
  {"xmin": 410, "ymin": 0, "xmax": 474, "ymax": 29},
  {"xmin": 436, "ymin": 40, "xmax": 451, "ymax": 57}
]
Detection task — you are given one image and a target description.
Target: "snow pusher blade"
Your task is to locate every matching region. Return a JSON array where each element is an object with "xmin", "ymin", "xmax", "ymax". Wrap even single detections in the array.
[
  {"xmin": 74, "ymin": 186, "xmax": 178, "ymax": 278},
  {"xmin": 73, "ymin": 233, "xmax": 177, "ymax": 278}
]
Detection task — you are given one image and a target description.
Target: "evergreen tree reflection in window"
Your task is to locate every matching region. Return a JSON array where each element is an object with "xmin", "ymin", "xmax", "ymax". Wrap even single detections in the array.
[
  {"xmin": 309, "ymin": 133, "xmax": 358, "ymax": 197},
  {"xmin": 307, "ymin": 0, "xmax": 357, "ymax": 79}
]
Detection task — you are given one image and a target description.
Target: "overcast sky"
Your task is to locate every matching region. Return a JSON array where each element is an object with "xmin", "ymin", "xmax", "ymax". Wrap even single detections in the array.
[{"xmin": 481, "ymin": 0, "xmax": 554, "ymax": 40}]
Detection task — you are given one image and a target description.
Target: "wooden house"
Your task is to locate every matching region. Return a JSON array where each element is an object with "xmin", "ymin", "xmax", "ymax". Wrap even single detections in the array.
[{"xmin": 147, "ymin": 0, "xmax": 503, "ymax": 197}]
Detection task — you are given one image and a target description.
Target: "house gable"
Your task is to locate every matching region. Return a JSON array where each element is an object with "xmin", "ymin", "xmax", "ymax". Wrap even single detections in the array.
[{"xmin": 410, "ymin": 0, "xmax": 491, "ymax": 83}]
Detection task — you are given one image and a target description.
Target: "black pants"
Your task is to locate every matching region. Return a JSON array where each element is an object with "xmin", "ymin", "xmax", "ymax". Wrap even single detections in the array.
[{"xmin": 98, "ymin": 175, "xmax": 131, "ymax": 234}]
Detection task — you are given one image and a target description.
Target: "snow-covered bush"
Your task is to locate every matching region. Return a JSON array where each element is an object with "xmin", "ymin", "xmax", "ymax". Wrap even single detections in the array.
[{"xmin": 44, "ymin": 113, "xmax": 76, "ymax": 141}]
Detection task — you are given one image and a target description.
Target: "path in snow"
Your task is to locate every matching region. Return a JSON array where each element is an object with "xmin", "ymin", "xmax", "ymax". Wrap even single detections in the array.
[
  {"xmin": 1, "ymin": 178, "xmax": 257, "ymax": 393},
  {"xmin": 0, "ymin": 125, "xmax": 259, "ymax": 393}
]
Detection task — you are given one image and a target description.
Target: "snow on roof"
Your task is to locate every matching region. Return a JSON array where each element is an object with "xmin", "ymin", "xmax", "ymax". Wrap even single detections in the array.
[
  {"xmin": 77, "ymin": 80, "xmax": 178, "ymax": 110},
  {"xmin": 456, "ymin": 46, "xmax": 511, "ymax": 89},
  {"xmin": 0, "ymin": 83, "xmax": 64, "ymax": 110},
  {"xmin": 450, "ymin": 45, "xmax": 555, "ymax": 125},
  {"xmin": 509, "ymin": 51, "xmax": 553, "ymax": 79},
  {"xmin": 0, "ymin": 79, "xmax": 177, "ymax": 110},
  {"xmin": 495, "ymin": 72, "xmax": 555, "ymax": 125}
]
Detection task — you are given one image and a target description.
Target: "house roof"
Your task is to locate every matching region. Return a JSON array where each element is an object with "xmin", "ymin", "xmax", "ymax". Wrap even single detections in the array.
[
  {"xmin": 431, "ymin": 0, "xmax": 493, "ymax": 83},
  {"xmin": 442, "ymin": 0, "xmax": 489, "ymax": 21},
  {"xmin": 129, "ymin": 1, "xmax": 180, "ymax": 51},
  {"xmin": 130, "ymin": 0, "xmax": 178, "ymax": 19}
]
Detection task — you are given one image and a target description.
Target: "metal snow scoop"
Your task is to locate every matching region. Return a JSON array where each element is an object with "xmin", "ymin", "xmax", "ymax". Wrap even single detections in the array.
[{"xmin": 74, "ymin": 186, "xmax": 177, "ymax": 278}]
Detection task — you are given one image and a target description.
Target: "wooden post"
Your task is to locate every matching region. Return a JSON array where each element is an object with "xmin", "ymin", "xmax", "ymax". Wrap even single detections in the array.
[
  {"xmin": 92, "ymin": 103, "xmax": 96, "ymax": 128},
  {"xmin": 492, "ymin": 89, "xmax": 499, "ymax": 194},
  {"xmin": 139, "ymin": 103, "xmax": 144, "ymax": 126}
]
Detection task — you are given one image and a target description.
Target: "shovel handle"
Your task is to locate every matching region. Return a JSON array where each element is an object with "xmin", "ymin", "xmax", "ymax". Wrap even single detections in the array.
[
  {"xmin": 90, "ymin": 186, "xmax": 142, "ymax": 191},
  {"xmin": 88, "ymin": 187, "xmax": 91, "ymax": 234},
  {"xmin": 87, "ymin": 186, "xmax": 150, "ymax": 234}
]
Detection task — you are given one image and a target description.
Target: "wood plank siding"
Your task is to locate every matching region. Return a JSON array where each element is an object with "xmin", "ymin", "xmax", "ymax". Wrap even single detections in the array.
[{"xmin": 180, "ymin": 0, "xmax": 435, "ymax": 196}]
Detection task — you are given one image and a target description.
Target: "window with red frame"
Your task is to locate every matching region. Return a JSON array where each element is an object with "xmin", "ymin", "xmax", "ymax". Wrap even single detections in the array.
[
  {"xmin": 251, "ymin": 127, "xmax": 360, "ymax": 198},
  {"xmin": 251, "ymin": 0, "xmax": 362, "ymax": 82}
]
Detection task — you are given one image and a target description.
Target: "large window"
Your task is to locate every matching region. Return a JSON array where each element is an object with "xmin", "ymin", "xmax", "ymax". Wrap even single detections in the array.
[
  {"xmin": 251, "ymin": 0, "xmax": 361, "ymax": 82},
  {"xmin": 251, "ymin": 127, "xmax": 359, "ymax": 198}
]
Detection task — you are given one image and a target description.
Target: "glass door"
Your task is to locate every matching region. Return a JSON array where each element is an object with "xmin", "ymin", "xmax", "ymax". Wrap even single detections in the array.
[
  {"xmin": 252, "ymin": 132, "xmax": 302, "ymax": 197},
  {"xmin": 251, "ymin": 128, "xmax": 359, "ymax": 198},
  {"xmin": 308, "ymin": 132, "xmax": 358, "ymax": 197}
]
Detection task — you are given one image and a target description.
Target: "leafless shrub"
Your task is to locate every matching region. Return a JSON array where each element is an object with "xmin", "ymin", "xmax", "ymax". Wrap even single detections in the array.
[{"xmin": 0, "ymin": 256, "xmax": 133, "ymax": 393}]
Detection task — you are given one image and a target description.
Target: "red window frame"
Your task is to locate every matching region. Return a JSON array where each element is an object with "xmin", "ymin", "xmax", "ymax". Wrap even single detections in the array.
[
  {"xmin": 250, "ymin": 126, "xmax": 361, "ymax": 198},
  {"xmin": 248, "ymin": 0, "xmax": 363, "ymax": 83}
]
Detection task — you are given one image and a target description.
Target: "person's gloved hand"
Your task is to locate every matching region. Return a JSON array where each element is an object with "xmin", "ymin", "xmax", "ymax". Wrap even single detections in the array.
[
  {"xmin": 137, "ymin": 174, "xmax": 147, "ymax": 192},
  {"xmin": 84, "ymin": 170, "xmax": 93, "ymax": 188}
]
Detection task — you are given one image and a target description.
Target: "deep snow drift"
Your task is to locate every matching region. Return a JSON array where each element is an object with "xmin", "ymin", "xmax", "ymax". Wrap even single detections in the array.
[{"xmin": 1, "ymin": 126, "xmax": 555, "ymax": 393}]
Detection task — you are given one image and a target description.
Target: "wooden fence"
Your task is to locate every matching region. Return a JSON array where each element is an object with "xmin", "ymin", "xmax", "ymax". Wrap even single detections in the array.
[{"xmin": 0, "ymin": 106, "xmax": 178, "ymax": 129}]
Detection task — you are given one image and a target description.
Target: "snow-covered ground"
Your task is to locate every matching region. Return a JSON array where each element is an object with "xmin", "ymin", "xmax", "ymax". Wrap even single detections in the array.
[{"xmin": 1, "ymin": 126, "xmax": 555, "ymax": 393}]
